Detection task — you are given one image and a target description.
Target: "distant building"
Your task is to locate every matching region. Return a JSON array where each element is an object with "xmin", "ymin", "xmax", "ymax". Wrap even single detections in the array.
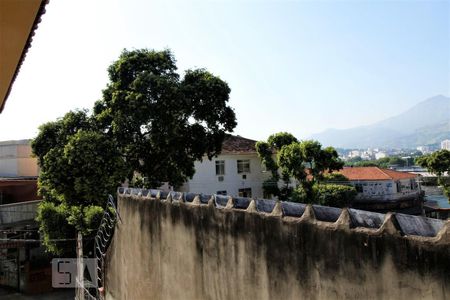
[
  {"xmin": 0, "ymin": 139, "xmax": 40, "ymax": 204},
  {"xmin": 348, "ymin": 150, "xmax": 361, "ymax": 158},
  {"xmin": 416, "ymin": 145, "xmax": 432, "ymax": 154},
  {"xmin": 180, "ymin": 135, "xmax": 270, "ymax": 198},
  {"xmin": 441, "ymin": 139, "xmax": 450, "ymax": 150},
  {"xmin": 375, "ymin": 152, "xmax": 387, "ymax": 160},
  {"xmin": 336, "ymin": 167, "xmax": 422, "ymax": 213}
]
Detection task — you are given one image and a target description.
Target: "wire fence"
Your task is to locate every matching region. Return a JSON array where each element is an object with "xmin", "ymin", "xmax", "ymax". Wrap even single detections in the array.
[
  {"xmin": 88, "ymin": 195, "xmax": 119, "ymax": 300},
  {"xmin": 74, "ymin": 195, "xmax": 120, "ymax": 300}
]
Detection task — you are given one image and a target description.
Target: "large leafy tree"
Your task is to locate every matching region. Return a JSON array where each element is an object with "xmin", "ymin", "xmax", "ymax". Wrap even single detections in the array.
[
  {"xmin": 32, "ymin": 110, "xmax": 127, "ymax": 253},
  {"xmin": 93, "ymin": 49, "xmax": 236, "ymax": 188},
  {"xmin": 33, "ymin": 49, "xmax": 237, "ymax": 253}
]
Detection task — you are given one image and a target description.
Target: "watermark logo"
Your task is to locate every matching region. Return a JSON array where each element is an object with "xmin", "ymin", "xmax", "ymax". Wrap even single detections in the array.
[{"xmin": 51, "ymin": 258, "xmax": 97, "ymax": 288}]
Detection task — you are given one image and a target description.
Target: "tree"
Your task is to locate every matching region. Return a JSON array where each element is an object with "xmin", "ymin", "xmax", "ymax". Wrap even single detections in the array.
[
  {"xmin": 32, "ymin": 49, "xmax": 237, "ymax": 253},
  {"xmin": 277, "ymin": 140, "xmax": 344, "ymax": 200},
  {"xmin": 416, "ymin": 150, "xmax": 450, "ymax": 203},
  {"xmin": 416, "ymin": 150, "xmax": 450, "ymax": 178},
  {"xmin": 256, "ymin": 132, "xmax": 298, "ymax": 199},
  {"xmin": 322, "ymin": 173, "xmax": 349, "ymax": 182},
  {"xmin": 93, "ymin": 49, "xmax": 236, "ymax": 188},
  {"xmin": 32, "ymin": 110, "xmax": 128, "ymax": 253},
  {"xmin": 256, "ymin": 133, "xmax": 344, "ymax": 201},
  {"xmin": 312, "ymin": 184, "xmax": 357, "ymax": 208},
  {"xmin": 388, "ymin": 156, "xmax": 406, "ymax": 167}
]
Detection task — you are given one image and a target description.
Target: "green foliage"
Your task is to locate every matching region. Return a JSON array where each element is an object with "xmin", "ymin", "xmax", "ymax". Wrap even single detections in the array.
[
  {"xmin": 267, "ymin": 132, "xmax": 298, "ymax": 150},
  {"xmin": 36, "ymin": 202, "xmax": 75, "ymax": 255},
  {"xmin": 290, "ymin": 183, "xmax": 357, "ymax": 208},
  {"xmin": 256, "ymin": 133, "xmax": 344, "ymax": 200},
  {"xmin": 345, "ymin": 156, "xmax": 409, "ymax": 168},
  {"xmin": 416, "ymin": 150, "xmax": 450, "ymax": 203},
  {"xmin": 278, "ymin": 140, "xmax": 344, "ymax": 184},
  {"xmin": 322, "ymin": 173, "xmax": 349, "ymax": 182},
  {"xmin": 312, "ymin": 184, "xmax": 357, "ymax": 207},
  {"xmin": 93, "ymin": 49, "xmax": 236, "ymax": 188},
  {"xmin": 388, "ymin": 156, "xmax": 406, "ymax": 167},
  {"xmin": 32, "ymin": 48, "xmax": 237, "ymax": 253},
  {"xmin": 416, "ymin": 150, "xmax": 450, "ymax": 177},
  {"xmin": 256, "ymin": 132, "xmax": 301, "ymax": 199}
]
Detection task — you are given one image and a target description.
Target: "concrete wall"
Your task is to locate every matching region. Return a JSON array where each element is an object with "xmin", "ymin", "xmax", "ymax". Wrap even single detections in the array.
[
  {"xmin": 0, "ymin": 200, "xmax": 40, "ymax": 224},
  {"xmin": 105, "ymin": 189, "xmax": 450, "ymax": 300}
]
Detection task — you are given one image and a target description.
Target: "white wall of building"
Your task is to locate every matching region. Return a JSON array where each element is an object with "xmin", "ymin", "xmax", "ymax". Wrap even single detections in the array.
[
  {"xmin": 0, "ymin": 140, "xmax": 38, "ymax": 177},
  {"xmin": 180, "ymin": 153, "xmax": 270, "ymax": 198},
  {"xmin": 441, "ymin": 139, "xmax": 450, "ymax": 150},
  {"xmin": 350, "ymin": 178, "xmax": 419, "ymax": 201}
]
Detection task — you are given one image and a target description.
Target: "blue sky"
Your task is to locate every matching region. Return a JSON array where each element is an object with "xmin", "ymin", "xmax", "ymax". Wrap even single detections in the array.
[{"xmin": 1, "ymin": 0, "xmax": 448, "ymax": 141}]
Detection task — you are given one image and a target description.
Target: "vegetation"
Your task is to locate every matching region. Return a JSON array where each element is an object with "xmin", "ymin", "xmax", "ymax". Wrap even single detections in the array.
[
  {"xmin": 256, "ymin": 133, "xmax": 353, "ymax": 206},
  {"xmin": 416, "ymin": 150, "xmax": 450, "ymax": 202},
  {"xmin": 345, "ymin": 155, "xmax": 415, "ymax": 168},
  {"xmin": 292, "ymin": 184, "xmax": 357, "ymax": 208},
  {"xmin": 32, "ymin": 49, "xmax": 236, "ymax": 253}
]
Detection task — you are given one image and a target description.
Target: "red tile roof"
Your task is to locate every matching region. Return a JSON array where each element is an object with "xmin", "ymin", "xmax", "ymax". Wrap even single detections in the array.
[
  {"xmin": 337, "ymin": 167, "xmax": 417, "ymax": 181},
  {"xmin": 221, "ymin": 135, "xmax": 257, "ymax": 154}
]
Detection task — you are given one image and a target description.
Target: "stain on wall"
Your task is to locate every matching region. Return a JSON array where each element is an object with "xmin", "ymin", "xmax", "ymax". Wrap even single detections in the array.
[{"xmin": 105, "ymin": 189, "xmax": 450, "ymax": 300}]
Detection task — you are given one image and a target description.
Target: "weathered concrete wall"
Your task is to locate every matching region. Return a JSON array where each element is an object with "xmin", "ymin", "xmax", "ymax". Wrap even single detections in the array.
[
  {"xmin": 105, "ymin": 189, "xmax": 450, "ymax": 300},
  {"xmin": 0, "ymin": 199, "xmax": 40, "ymax": 224}
]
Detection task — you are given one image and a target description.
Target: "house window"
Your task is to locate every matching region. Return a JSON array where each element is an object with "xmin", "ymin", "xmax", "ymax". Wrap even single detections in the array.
[
  {"xmin": 354, "ymin": 183, "xmax": 363, "ymax": 193},
  {"xmin": 215, "ymin": 160, "xmax": 225, "ymax": 175},
  {"xmin": 217, "ymin": 190, "xmax": 227, "ymax": 195},
  {"xmin": 237, "ymin": 160, "xmax": 250, "ymax": 173},
  {"xmin": 238, "ymin": 188, "xmax": 252, "ymax": 198}
]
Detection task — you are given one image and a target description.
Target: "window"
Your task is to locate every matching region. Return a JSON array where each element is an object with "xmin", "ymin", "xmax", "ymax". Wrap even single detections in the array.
[
  {"xmin": 215, "ymin": 160, "xmax": 225, "ymax": 175},
  {"xmin": 238, "ymin": 188, "xmax": 252, "ymax": 198},
  {"xmin": 237, "ymin": 159, "xmax": 250, "ymax": 173},
  {"xmin": 217, "ymin": 190, "xmax": 227, "ymax": 195}
]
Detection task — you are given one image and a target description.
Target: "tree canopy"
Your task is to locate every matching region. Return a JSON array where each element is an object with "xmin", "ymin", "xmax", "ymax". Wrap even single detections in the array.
[
  {"xmin": 256, "ymin": 133, "xmax": 346, "ymax": 202},
  {"xmin": 32, "ymin": 49, "xmax": 237, "ymax": 253},
  {"xmin": 416, "ymin": 150, "xmax": 450, "ymax": 178},
  {"xmin": 93, "ymin": 49, "xmax": 236, "ymax": 188}
]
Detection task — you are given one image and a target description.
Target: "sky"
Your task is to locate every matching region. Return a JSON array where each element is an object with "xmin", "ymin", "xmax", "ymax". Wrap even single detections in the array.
[{"xmin": 1, "ymin": 0, "xmax": 449, "ymax": 141}]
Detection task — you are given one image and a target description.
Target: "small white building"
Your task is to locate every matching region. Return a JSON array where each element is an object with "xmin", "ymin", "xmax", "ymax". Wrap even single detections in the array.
[
  {"xmin": 417, "ymin": 145, "xmax": 433, "ymax": 154},
  {"xmin": 180, "ymin": 135, "xmax": 270, "ymax": 198},
  {"xmin": 441, "ymin": 139, "xmax": 450, "ymax": 150},
  {"xmin": 337, "ymin": 167, "xmax": 420, "ymax": 201}
]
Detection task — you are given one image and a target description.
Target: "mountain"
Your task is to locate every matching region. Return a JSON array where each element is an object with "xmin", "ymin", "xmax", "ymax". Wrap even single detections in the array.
[{"xmin": 312, "ymin": 95, "xmax": 450, "ymax": 149}]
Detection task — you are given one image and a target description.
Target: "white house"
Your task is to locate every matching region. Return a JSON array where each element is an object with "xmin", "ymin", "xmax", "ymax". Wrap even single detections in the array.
[
  {"xmin": 337, "ymin": 167, "xmax": 420, "ymax": 201},
  {"xmin": 180, "ymin": 135, "xmax": 270, "ymax": 198}
]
